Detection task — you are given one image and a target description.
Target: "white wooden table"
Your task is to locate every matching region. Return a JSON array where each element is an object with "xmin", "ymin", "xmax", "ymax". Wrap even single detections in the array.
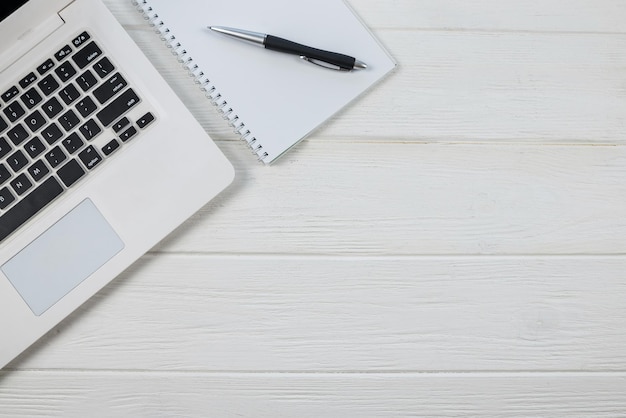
[{"xmin": 2, "ymin": 0, "xmax": 626, "ymax": 416}]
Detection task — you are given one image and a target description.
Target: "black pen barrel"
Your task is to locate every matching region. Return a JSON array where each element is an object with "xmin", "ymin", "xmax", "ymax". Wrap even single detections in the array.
[{"xmin": 264, "ymin": 35, "xmax": 356, "ymax": 70}]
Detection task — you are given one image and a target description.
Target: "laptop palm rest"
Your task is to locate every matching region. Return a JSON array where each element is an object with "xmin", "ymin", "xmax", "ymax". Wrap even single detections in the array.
[{"xmin": 1, "ymin": 199, "xmax": 124, "ymax": 316}]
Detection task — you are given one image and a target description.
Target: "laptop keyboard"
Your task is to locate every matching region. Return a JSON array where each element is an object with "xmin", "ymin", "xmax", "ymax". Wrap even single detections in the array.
[{"xmin": 0, "ymin": 31, "xmax": 155, "ymax": 243}]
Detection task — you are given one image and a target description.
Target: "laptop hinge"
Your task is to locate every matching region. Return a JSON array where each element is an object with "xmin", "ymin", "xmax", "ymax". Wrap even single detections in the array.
[{"xmin": 0, "ymin": 12, "xmax": 65, "ymax": 74}]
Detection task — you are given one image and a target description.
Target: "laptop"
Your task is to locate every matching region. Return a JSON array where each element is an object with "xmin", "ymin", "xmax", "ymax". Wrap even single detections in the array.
[{"xmin": 0, "ymin": 0, "xmax": 234, "ymax": 368}]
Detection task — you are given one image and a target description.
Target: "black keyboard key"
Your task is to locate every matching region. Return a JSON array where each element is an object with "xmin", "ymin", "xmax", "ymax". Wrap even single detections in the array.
[
  {"xmin": 101, "ymin": 139, "xmax": 119, "ymax": 156},
  {"xmin": 38, "ymin": 74, "xmax": 60, "ymax": 96},
  {"xmin": 78, "ymin": 145, "xmax": 102, "ymax": 170},
  {"xmin": 0, "ymin": 116, "xmax": 7, "ymax": 134},
  {"xmin": 72, "ymin": 41, "xmax": 102, "ymax": 69},
  {"xmin": 76, "ymin": 96, "xmax": 97, "ymax": 117},
  {"xmin": 25, "ymin": 137, "xmax": 46, "ymax": 158},
  {"xmin": 79, "ymin": 119, "xmax": 101, "ymax": 141},
  {"xmin": 20, "ymin": 87, "xmax": 43, "ymax": 109},
  {"xmin": 0, "ymin": 164, "xmax": 10, "ymax": 186},
  {"xmin": 0, "ymin": 137, "xmax": 11, "ymax": 159},
  {"xmin": 19, "ymin": 72, "xmax": 37, "ymax": 89},
  {"xmin": 76, "ymin": 70, "xmax": 98, "ymax": 92},
  {"xmin": 28, "ymin": 159, "xmax": 50, "ymax": 182},
  {"xmin": 3, "ymin": 101, "xmax": 26, "ymax": 123},
  {"xmin": 7, "ymin": 150, "xmax": 28, "ymax": 173},
  {"xmin": 2, "ymin": 86, "xmax": 19, "ymax": 103},
  {"xmin": 24, "ymin": 110, "xmax": 46, "ymax": 133},
  {"xmin": 62, "ymin": 132, "xmax": 84, "ymax": 154},
  {"xmin": 42, "ymin": 97, "xmax": 63, "ymax": 119},
  {"xmin": 42, "ymin": 123, "xmax": 63, "ymax": 145},
  {"xmin": 72, "ymin": 31, "xmax": 91, "ymax": 49},
  {"xmin": 55, "ymin": 44, "xmax": 72, "ymax": 61},
  {"xmin": 45, "ymin": 146, "xmax": 67, "ymax": 168},
  {"xmin": 137, "ymin": 112, "xmax": 155, "ymax": 129},
  {"xmin": 96, "ymin": 89, "xmax": 140, "ymax": 127},
  {"xmin": 59, "ymin": 83, "xmax": 80, "ymax": 105},
  {"xmin": 37, "ymin": 59, "xmax": 55, "ymax": 75},
  {"xmin": 57, "ymin": 159, "xmax": 85, "ymax": 187},
  {"xmin": 11, "ymin": 173, "xmax": 32, "ymax": 196},
  {"xmin": 7, "ymin": 123, "xmax": 29, "ymax": 146},
  {"xmin": 112, "ymin": 117, "xmax": 130, "ymax": 133},
  {"xmin": 93, "ymin": 73, "xmax": 127, "ymax": 104},
  {"xmin": 93, "ymin": 57, "xmax": 115, "ymax": 78},
  {"xmin": 119, "ymin": 126, "xmax": 137, "ymax": 143},
  {"xmin": 59, "ymin": 109, "xmax": 80, "ymax": 132},
  {"xmin": 55, "ymin": 61, "xmax": 77, "ymax": 82},
  {"xmin": 0, "ymin": 176, "xmax": 64, "ymax": 243},
  {"xmin": 0, "ymin": 187, "xmax": 15, "ymax": 210}
]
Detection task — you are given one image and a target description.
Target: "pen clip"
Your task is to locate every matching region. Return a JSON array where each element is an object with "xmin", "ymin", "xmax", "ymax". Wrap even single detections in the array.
[{"xmin": 300, "ymin": 56, "xmax": 351, "ymax": 71}]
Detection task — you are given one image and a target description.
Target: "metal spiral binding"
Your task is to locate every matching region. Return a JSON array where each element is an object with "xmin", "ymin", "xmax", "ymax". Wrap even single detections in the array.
[{"xmin": 132, "ymin": 0, "xmax": 269, "ymax": 162}]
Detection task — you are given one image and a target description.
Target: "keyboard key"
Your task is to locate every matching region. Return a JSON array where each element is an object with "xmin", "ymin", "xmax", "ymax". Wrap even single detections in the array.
[
  {"xmin": 10, "ymin": 173, "xmax": 33, "ymax": 196},
  {"xmin": 55, "ymin": 61, "xmax": 77, "ymax": 82},
  {"xmin": 55, "ymin": 44, "xmax": 72, "ymax": 61},
  {"xmin": 76, "ymin": 70, "xmax": 98, "ymax": 92},
  {"xmin": 37, "ymin": 59, "xmax": 55, "ymax": 75},
  {"xmin": 38, "ymin": 74, "xmax": 60, "ymax": 96},
  {"xmin": 0, "ymin": 176, "xmax": 64, "ymax": 243},
  {"xmin": 42, "ymin": 97, "xmax": 63, "ymax": 119},
  {"xmin": 96, "ymin": 88, "xmax": 140, "ymax": 127},
  {"xmin": 78, "ymin": 145, "xmax": 102, "ymax": 170},
  {"xmin": 57, "ymin": 159, "xmax": 85, "ymax": 187},
  {"xmin": 0, "ymin": 116, "xmax": 7, "ymax": 134},
  {"xmin": 0, "ymin": 137, "xmax": 11, "ymax": 159},
  {"xmin": 25, "ymin": 137, "xmax": 46, "ymax": 158},
  {"xmin": 79, "ymin": 119, "xmax": 101, "ymax": 141},
  {"xmin": 119, "ymin": 126, "xmax": 137, "ymax": 143},
  {"xmin": 72, "ymin": 31, "xmax": 91, "ymax": 49},
  {"xmin": 76, "ymin": 96, "xmax": 97, "ymax": 117},
  {"xmin": 137, "ymin": 112, "xmax": 155, "ymax": 129},
  {"xmin": 42, "ymin": 123, "xmax": 63, "ymax": 145},
  {"xmin": 28, "ymin": 159, "xmax": 49, "ymax": 182},
  {"xmin": 1, "ymin": 86, "xmax": 19, "ymax": 103},
  {"xmin": 0, "ymin": 164, "xmax": 10, "ymax": 186},
  {"xmin": 93, "ymin": 73, "xmax": 127, "ymax": 104},
  {"xmin": 19, "ymin": 72, "xmax": 37, "ymax": 89},
  {"xmin": 59, "ymin": 83, "xmax": 80, "ymax": 105},
  {"xmin": 101, "ymin": 139, "xmax": 120, "ymax": 156},
  {"xmin": 93, "ymin": 57, "xmax": 115, "ymax": 78},
  {"xmin": 72, "ymin": 41, "xmax": 102, "ymax": 69},
  {"xmin": 59, "ymin": 109, "xmax": 80, "ymax": 132},
  {"xmin": 62, "ymin": 132, "xmax": 84, "ymax": 154},
  {"xmin": 7, "ymin": 123, "xmax": 29, "ymax": 146},
  {"xmin": 45, "ymin": 146, "xmax": 67, "ymax": 168},
  {"xmin": 24, "ymin": 110, "xmax": 46, "ymax": 133},
  {"xmin": 112, "ymin": 117, "xmax": 130, "ymax": 133},
  {"xmin": 3, "ymin": 101, "xmax": 26, "ymax": 123},
  {"xmin": 20, "ymin": 87, "xmax": 43, "ymax": 109},
  {"xmin": 0, "ymin": 187, "xmax": 15, "ymax": 210},
  {"xmin": 7, "ymin": 150, "xmax": 28, "ymax": 173}
]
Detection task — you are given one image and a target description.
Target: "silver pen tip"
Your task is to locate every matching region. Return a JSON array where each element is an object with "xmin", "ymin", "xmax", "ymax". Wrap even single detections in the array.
[{"xmin": 354, "ymin": 59, "xmax": 367, "ymax": 70}]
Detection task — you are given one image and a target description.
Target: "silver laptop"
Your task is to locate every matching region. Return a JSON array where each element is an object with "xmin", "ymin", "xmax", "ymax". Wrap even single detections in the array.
[{"xmin": 0, "ymin": 0, "xmax": 234, "ymax": 368}]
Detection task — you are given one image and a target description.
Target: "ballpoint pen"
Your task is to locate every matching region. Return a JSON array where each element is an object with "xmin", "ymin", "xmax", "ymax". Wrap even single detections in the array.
[{"xmin": 209, "ymin": 26, "xmax": 367, "ymax": 71}]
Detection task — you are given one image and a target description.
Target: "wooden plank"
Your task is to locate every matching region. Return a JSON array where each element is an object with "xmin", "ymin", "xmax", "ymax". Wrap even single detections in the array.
[
  {"xmin": 10, "ymin": 255, "xmax": 626, "ymax": 371},
  {"xmin": 1, "ymin": 371, "xmax": 626, "ymax": 416},
  {"xmin": 107, "ymin": 0, "xmax": 626, "ymax": 33},
  {"xmin": 126, "ymin": 141, "xmax": 626, "ymax": 255},
  {"xmin": 120, "ymin": 28, "xmax": 626, "ymax": 144}
]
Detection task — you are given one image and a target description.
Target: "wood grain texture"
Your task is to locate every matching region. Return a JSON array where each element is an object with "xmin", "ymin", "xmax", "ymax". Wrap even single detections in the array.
[
  {"xmin": 8, "ymin": 255, "xmax": 626, "ymax": 371},
  {"xmin": 2, "ymin": 0, "xmax": 626, "ymax": 416},
  {"xmin": 2, "ymin": 371, "xmax": 626, "ymax": 417}
]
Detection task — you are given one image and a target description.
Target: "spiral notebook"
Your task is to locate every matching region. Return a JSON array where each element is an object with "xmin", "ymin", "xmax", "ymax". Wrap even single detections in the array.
[{"xmin": 135, "ymin": 0, "xmax": 396, "ymax": 164}]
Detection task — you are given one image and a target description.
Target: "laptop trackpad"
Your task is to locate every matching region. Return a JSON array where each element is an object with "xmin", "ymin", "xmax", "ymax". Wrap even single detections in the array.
[{"xmin": 1, "ymin": 199, "xmax": 124, "ymax": 316}]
